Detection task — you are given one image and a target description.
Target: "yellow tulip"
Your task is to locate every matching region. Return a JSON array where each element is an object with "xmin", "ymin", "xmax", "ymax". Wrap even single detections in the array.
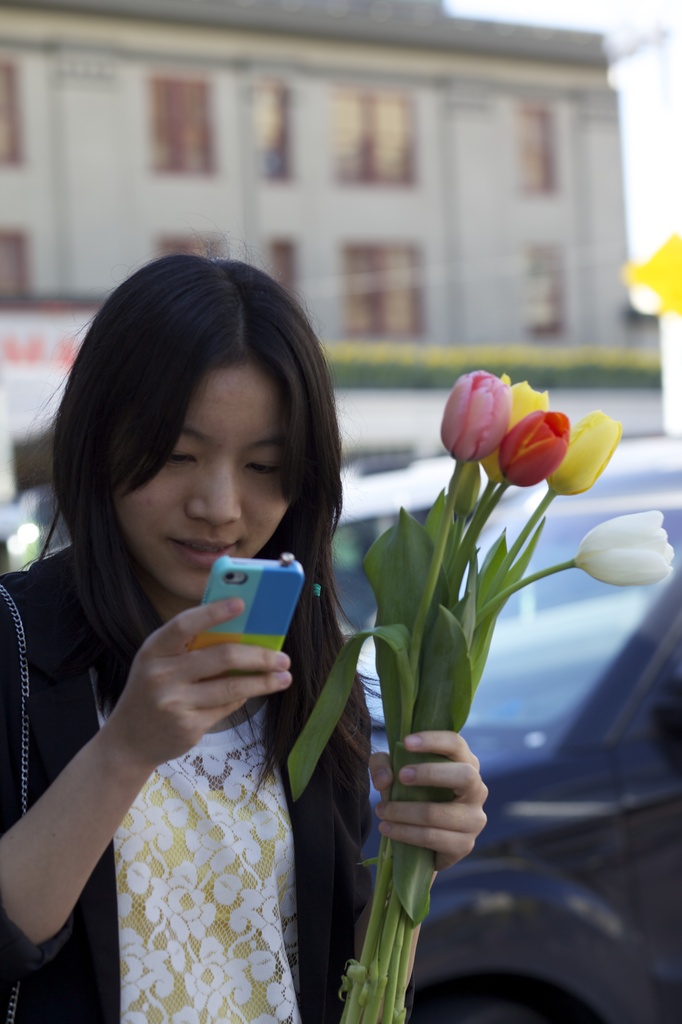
[
  {"xmin": 481, "ymin": 376, "xmax": 549, "ymax": 481},
  {"xmin": 548, "ymin": 411, "xmax": 622, "ymax": 495}
]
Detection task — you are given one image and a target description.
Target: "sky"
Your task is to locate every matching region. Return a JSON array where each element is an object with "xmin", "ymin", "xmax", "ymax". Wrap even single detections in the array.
[
  {"xmin": 445, "ymin": 0, "xmax": 682, "ymax": 286},
  {"xmin": 447, "ymin": 0, "xmax": 662, "ymax": 33}
]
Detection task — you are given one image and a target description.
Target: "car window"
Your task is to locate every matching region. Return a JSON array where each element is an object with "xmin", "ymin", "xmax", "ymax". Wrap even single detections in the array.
[
  {"xmin": 470, "ymin": 589, "xmax": 647, "ymax": 734},
  {"xmin": 465, "ymin": 504, "xmax": 682, "ymax": 740},
  {"xmin": 335, "ymin": 509, "xmax": 429, "ymax": 631}
]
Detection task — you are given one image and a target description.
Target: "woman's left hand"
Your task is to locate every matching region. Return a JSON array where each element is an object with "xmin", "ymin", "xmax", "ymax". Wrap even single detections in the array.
[{"xmin": 369, "ymin": 731, "xmax": 488, "ymax": 872}]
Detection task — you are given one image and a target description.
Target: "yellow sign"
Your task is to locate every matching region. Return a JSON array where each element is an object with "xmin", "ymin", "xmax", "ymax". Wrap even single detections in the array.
[{"xmin": 625, "ymin": 234, "xmax": 682, "ymax": 315}]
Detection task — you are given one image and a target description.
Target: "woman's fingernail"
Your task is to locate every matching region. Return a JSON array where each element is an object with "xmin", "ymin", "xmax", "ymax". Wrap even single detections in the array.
[
  {"xmin": 399, "ymin": 767, "xmax": 416, "ymax": 783},
  {"xmin": 275, "ymin": 652, "xmax": 290, "ymax": 670},
  {"xmin": 276, "ymin": 672, "xmax": 292, "ymax": 688},
  {"xmin": 404, "ymin": 734, "xmax": 422, "ymax": 748}
]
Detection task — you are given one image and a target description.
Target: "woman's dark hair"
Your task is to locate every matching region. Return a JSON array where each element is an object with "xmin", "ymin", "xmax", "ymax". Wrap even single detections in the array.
[{"xmin": 49, "ymin": 254, "xmax": 369, "ymax": 788}]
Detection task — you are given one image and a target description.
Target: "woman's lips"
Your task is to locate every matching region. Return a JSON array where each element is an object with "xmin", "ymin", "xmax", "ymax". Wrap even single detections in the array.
[{"xmin": 171, "ymin": 539, "xmax": 236, "ymax": 568}]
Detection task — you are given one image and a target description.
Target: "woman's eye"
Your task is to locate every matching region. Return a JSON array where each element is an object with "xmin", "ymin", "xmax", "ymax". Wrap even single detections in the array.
[
  {"xmin": 168, "ymin": 452, "xmax": 193, "ymax": 464},
  {"xmin": 249, "ymin": 462, "xmax": 279, "ymax": 475}
]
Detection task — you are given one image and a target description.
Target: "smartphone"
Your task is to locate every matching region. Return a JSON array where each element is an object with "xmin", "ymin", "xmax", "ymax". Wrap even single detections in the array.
[{"xmin": 188, "ymin": 552, "xmax": 305, "ymax": 652}]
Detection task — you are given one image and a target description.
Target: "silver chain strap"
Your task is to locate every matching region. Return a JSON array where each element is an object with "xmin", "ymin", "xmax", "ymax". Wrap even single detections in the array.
[{"xmin": 0, "ymin": 584, "xmax": 29, "ymax": 1024}]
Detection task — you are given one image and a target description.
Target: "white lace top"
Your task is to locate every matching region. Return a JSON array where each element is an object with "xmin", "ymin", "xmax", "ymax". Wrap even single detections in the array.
[{"xmin": 112, "ymin": 705, "xmax": 301, "ymax": 1024}]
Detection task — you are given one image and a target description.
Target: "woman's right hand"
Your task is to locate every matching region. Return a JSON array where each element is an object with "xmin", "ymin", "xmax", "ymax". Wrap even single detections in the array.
[
  {"xmin": 104, "ymin": 597, "xmax": 292, "ymax": 772},
  {"xmin": 0, "ymin": 597, "xmax": 292, "ymax": 946}
]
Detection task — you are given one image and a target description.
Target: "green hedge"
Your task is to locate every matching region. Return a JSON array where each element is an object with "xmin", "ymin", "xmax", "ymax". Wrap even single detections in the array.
[{"xmin": 324, "ymin": 343, "xmax": 662, "ymax": 389}]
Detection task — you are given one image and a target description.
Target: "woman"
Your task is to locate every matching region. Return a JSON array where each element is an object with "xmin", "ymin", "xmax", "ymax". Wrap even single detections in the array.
[{"xmin": 0, "ymin": 255, "xmax": 487, "ymax": 1023}]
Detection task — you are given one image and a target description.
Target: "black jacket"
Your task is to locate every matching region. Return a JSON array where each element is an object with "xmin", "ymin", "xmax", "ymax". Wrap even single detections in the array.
[{"xmin": 0, "ymin": 551, "xmax": 372, "ymax": 1023}]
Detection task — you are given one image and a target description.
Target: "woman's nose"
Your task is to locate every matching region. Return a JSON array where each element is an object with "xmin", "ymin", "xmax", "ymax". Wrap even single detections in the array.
[{"xmin": 185, "ymin": 471, "xmax": 241, "ymax": 524}]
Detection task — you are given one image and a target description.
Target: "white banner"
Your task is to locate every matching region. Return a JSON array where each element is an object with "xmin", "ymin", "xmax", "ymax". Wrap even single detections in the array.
[{"xmin": 0, "ymin": 306, "xmax": 96, "ymax": 441}]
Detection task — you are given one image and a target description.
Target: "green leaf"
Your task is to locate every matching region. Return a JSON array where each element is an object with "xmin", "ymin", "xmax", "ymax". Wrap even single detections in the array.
[
  {"xmin": 471, "ymin": 520, "xmax": 547, "ymax": 693},
  {"xmin": 477, "ymin": 530, "xmax": 508, "ymax": 606},
  {"xmin": 373, "ymin": 628, "xmax": 414, "ymax": 752},
  {"xmin": 443, "ymin": 521, "xmax": 466, "ymax": 605},
  {"xmin": 287, "ymin": 623, "xmax": 412, "ymax": 800},
  {"xmin": 424, "ymin": 488, "xmax": 447, "ymax": 544},
  {"xmin": 506, "ymin": 518, "xmax": 546, "ymax": 587},
  {"xmin": 451, "ymin": 550, "xmax": 478, "ymax": 647},
  {"xmin": 364, "ymin": 509, "xmax": 447, "ymax": 633},
  {"xmin": 287, "ymin": 631, "xmax": 366, "ymax": 800},
  {"xmin": 413, "ymin": 604, "xmax": 473, "ymax": 734},
  {"xmin": 474, "ymin": 519, "xmax": 548, "ymax": 666},
  {"xmin": 389, "ymin": 743, "xmax": 452, "ymax": 924},
  {"xmin": 391, "ymin": 843, "xmax": 435, "ymax": 926},
  {"xmin": 389, "ymin": 742, "xmax": 444, "ymax": 924},
  {"xmin": 388, "ymin": 606, "xmax": 473, "ymax": 923},
  {"xmin": 470, "ymin": 603, "xmax": 504, "ymax": 691}
]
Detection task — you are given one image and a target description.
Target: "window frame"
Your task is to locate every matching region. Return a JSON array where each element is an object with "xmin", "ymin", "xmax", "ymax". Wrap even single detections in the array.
[
  {"xmin": 522, "ymin": 244, "xmax": 564, "ymax": 338},
  {"xmin": 155, "ymin": 235, "xmax": 226, "ymax": 258},
  {"xmin": 342, "ymin": 243, "xmax": 423, "ymax": 338},
  {"xmin": 255, "ymin": 80, "xmax": 291, "ymax": 182},
  {"xmin": 333, "ymin": 89, "xmax": 415, "ymax": 186},
  {"xmin": 0, "ymin": 232, "xmax": 28, "ymax": 295},
  {"xmin": 0, "ymin": 62, "xmax": 21, "ymax": 165},
  {"xmin": 268, "ymin": 239, "xmax": 297, "ymax": 293},
  {"xmin": 518, "ymin": 102, "xmax": 556, "ymax": 195},
  {"xmin": 150, "ymin": 76, "xmax": 214, "ymax": 175}
]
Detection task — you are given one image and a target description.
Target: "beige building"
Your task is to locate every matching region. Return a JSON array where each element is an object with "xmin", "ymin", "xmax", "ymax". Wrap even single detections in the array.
[{"xmin": 0, "ymin": 0, "xmax": 628, "ymax": 352}]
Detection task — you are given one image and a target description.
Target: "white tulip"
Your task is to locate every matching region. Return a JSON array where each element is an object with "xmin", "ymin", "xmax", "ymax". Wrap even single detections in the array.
[{"xmin": 575, "ymin": 511, "xmax": 674, "ymax": 586}]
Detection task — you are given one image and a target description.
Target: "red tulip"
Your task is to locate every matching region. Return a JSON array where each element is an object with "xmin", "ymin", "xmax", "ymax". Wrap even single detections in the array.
[
  {"xmin": 441, "ymin": 371, "xmax": 512, "ymax": 462},
  {"xmin": 499, "ymin": 410, "xmax": 571, "ymax": 487}
]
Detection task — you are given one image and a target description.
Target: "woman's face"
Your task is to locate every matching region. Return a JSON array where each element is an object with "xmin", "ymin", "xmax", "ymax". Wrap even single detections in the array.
[{"xmin": 114, "ymin": 362, "xmax": 290, "ymax": 621}]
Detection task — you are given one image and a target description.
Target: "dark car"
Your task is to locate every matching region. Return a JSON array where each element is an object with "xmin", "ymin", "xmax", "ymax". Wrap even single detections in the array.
[{"xmin": 335, "ymin": 437, "xmax": 682, "ymax": 1024}]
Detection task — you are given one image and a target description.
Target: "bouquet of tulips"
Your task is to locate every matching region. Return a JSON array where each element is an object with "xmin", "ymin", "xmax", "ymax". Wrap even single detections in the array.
[{"xmin": 288, "ymin": 371, "xmax": 673, "ymax": 1024}]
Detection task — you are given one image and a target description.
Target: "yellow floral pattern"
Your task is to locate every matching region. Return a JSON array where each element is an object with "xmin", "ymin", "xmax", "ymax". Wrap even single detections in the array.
[{"xmin": 113, "ymin": 707, "xmax": 300, "ymax": 1024}]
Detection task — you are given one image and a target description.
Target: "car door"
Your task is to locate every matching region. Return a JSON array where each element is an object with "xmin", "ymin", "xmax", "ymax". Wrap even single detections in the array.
[{"xmin": 614, "ymin": 619, "xmax": 682, "ymax": 1024}]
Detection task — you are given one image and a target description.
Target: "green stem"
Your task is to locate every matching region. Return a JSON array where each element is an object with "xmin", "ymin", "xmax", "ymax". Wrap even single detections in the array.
[
  {"xmin": 341, "ymin": 836, "xmax": 394, "ymax": 1024},
  {"xmin": 359, "ymin": 837, "xmax": 393, "ymax": 969},
  {"xmin": 378, "ymin": 889, "xmax": 404, "ymax": 976},
  {"xmin": 360, "ymin": 973, "xmax": 388, "ymax": 1024},
  {"xmin": 448, "ymin": 480, "xmax": 508, "ymax": 598},
  {"xmin": 407, "ymin": 461, "xmax": 463, "ymax": 681},
  {"xmin": 339, "ymin": 968, "xmax": 368, "ymax": 1024},
  {"xmin": 392, "ymin": 913, "xmax": 416, "ymax": 1021},
  {"xmin": 463, "ymin": 478, "xmax": 508, "ymax": 545},
  {"xmin": 487, "ymin": 487, "xmax": 557, "ymax": 597},
  {"xmin": 444, "ymin": 511, "xmax": 464, "ymax": 572},
  {"xmin": 380, "ymin": 910, "xmax": 406, "ymax": 1023},
  {"xmin": 442, "ymin": 510, "xmax": 465, "ymax": 594},
  {"xmin": 477, "ymin": 558, "xmax": 577, "ymax": 620},
  {"xmin": 361, "ymin": 888, "xmax": 403, "ymax": 1024},
  {"xmin": 507, "ymin": 488, "xmax": 556, "ymax": 564}
]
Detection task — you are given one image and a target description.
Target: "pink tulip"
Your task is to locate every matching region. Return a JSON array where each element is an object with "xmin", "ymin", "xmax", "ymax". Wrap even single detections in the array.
[{"xmin": 441, "ymin": 371, "xmax": 512, "ymax": 462}]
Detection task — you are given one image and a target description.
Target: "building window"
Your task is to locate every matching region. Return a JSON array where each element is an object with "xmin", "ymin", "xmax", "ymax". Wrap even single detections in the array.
[
  {"xmin": 343, "ymin": 245, "xmax": 421, "ymax": 337},
  {"xmin": 0, "ymin": 233, "xmax": 27, "ymax": 294},
  {"xmin": 519, "ymin": 104, "xmax": 556, "ymax": 194},
  {"xmin": 255, "ymin": 81, "xmax": 290, "ymax": 180},
  {"xmin": 156, "ymin": 235, "xmax": 226, "ymax": 258},
  {"xmin": 151, "ymin": 78, "xmax": 213, "ymax": 173},
  {"xmin": 333, "ymin": 90, "xmax": 413, "ymax": 185},
  {"xmin": 0, "ymin": 64, "xmax": 20, "ymax": 164},
  {"xmin": 269, "ymin": 240, "xmax": 296, "ymax": 293},
  {"xmin": 523, "ymin": 246, "xmax": 563, "ymax": 336}
]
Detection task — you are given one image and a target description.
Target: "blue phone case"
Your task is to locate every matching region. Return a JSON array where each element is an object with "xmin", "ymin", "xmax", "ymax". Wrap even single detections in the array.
[{"xmin": 189, "ymin": 553, "xmax": 305, "ymax": 651}]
